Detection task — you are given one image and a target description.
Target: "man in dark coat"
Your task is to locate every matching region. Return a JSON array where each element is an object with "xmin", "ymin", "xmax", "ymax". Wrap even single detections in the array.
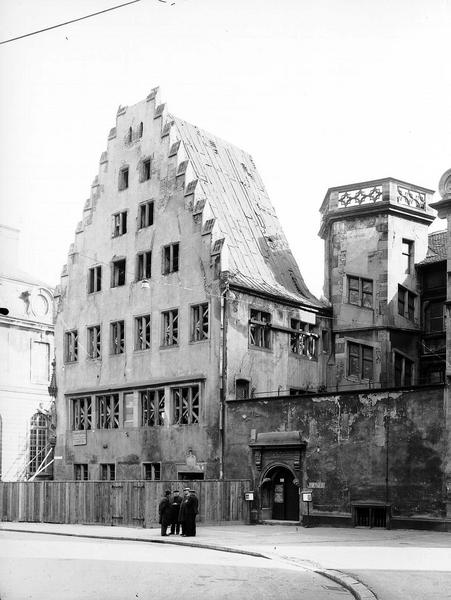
[
  {"xmin": 170, "ymin": 489, "xmax": 182, "ymax": 535},
  {"xmin": 179, "ymin": 487, "xmax": 192, "ymax": 536},
  {"xmin": 180, "ymin": 488, "xmax": 198, "ymax": 537},
  {"xmin": 158, "ymin": 490, "xmax": 172, "ymax": 536},
  {"xmin": 188, "ymin": 489, "xmax": 199, "ymax": 537}
]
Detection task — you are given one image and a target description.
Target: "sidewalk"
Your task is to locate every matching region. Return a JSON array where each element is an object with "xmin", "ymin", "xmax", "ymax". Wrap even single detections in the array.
[{"xmin": 2, "ymin": 521, "xmax": 451, "ymax": 599}]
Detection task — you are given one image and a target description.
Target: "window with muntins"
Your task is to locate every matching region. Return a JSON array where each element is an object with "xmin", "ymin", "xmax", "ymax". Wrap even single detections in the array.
[
  {"xmin": 138, "ymin": 201, "xmax": 154, "ymax": 228},
  {"xmin": 74, "ymin": 463, "xmax": 88, "ymax": 480},
  {"xmin": 402, "ymin": 239, "xmax": 414, "ymax": 274},
  {"xmin": 88, "ymin": 265, "xmax": 102, "ymax": 293},
  {"xmin": 64, "ymin": 330, "xmax": 78, "ymax": 362},
  {"xmin": 191, "ymin": 303, "xmax": 209, "ymax": 341},
  {"xmin": 249, "ymin": 309, "xmax": 271, "ymax": 349},
  {"xmin": 87, "ymin": 325, "xmax": 101, "ymax": 359},
  {"xmin": 348, "ymin": 342, "xmax": 373, "ymax": 380},
  {"xmin": 137, "ymin": 251, "xmax": 152, "ymax": 281},
  {"xmin": 424, "ymin": 301, "xmax": 444, "ymax": 333},
  {"xmin": 398, "ymin": 285, "xmax": 416, "ymax": 321},
  {"xmin": 96, "ymin": 394, "xmax": 120, "ymax": 429},
  {"xmin": 162, "ymin": 243, "xmax": 179, "ymax": 274},
  {"xmin": 72, "ymin": 397, "xmax": 92, "ymax": 431},
  {"xmin": 28, "ymin": 413, "xmax": 49, "ymax": 477},
  {"xmin": 135, "ymin": 315, "xmax": 151, "ymax": 350},
  {"xmin": 143, "ymin": 462, "xmax": 161, "ymax": 480},
  {"xmin": 111, "ymin": 259, "xmax": 126, "ymax": 287},
  {"xmin": 111, "ymin": 320, "xmax": 125, "ymax": 354},
  {"xmin": 347, "ymin": 276, "xmax": 373, "ymax": 308},
  {"xmin": 162, "ymin": 309, "xmax": 179, "ymax": 346},
  {"xmin": 394, "ymin": 352, "xmax": 413, "ymax": 386},
  {"xmin": 140, "ymin": 388, "xmax": 165, "ymax": 426},
  {"xmin": 290, "ymin": 319, "xmax": 317, "ymax": 359},
  {"xmin": 173, "ymin": 385, "xmax": 200, "ymax": 424},
  {"xmin": 112, "ymin": 211, "xmax": 127, "ymax": 237},
  {"xmin": 100, "ymin": 464, "xmax": 116, "ymax": 480},
  {"xmin": 236, "ymin": 379, "xmax": 250, "ymax": 400}
]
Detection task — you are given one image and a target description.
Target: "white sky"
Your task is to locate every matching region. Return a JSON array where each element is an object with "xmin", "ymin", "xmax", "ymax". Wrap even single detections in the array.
[{"xmin": 0, "ymin": 0, "xmax": 450, "ymax": 297}]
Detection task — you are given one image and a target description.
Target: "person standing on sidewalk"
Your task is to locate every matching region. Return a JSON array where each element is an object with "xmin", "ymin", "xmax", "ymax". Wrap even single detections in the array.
[
  {"xmin": 188, "ymin": 489, "xmax": 199, "ymax": 537},
  {"xmin": 179, "ymin": 487, "xmax": 191, "ymax": 536},
  {"xmin": 169, "ymin": 490, "xmax": 182, "ymax": 535},
  {"xmin": 158, "ymin": 490, "xmax": 172, "ymax": 536}
]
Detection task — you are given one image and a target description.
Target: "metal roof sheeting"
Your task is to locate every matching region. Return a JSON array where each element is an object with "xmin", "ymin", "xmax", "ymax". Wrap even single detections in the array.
[{"xmin": 171, "ymin": 116, "xmax": 323, "ymax": 310}]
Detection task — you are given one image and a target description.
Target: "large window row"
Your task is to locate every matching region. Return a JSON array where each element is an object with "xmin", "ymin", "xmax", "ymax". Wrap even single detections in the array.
[
  {"xmin": 64, "ymin": 304, "xmax": 209, "ymax": 363},
  {"xmin": 87, "ymin": 241, "xmax": 179, "ymax": 293},
  {"xmin": 74, "ymin": 461, "xmax": 161, "ymax": 481},
  {"xmin": 70, "ymin": 383, "xmax": 201, "ymax": 431}
]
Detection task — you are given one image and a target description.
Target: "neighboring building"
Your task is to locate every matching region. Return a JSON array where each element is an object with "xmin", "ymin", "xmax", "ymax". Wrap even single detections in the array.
[
  {"xmin": 53, "ymin": 88, "xmax": 329, "ymax": 482},
  {"xmin": 319, "ymin": 178, "xmax": 436, "ymax": 391},
  {"xmin": 0, "ymin": 225, "xmax": 55, "ymax": 481}
]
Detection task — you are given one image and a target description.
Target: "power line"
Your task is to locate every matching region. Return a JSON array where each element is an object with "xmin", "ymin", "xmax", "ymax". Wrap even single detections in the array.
[{"xmin": 0, "ymin": 0, "xmax": 155, "ymax": 46}]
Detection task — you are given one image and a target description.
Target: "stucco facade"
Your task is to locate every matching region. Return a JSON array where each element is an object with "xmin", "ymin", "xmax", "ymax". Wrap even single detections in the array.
[
  {"xmin": 53, "ymin": 89, "xmax": 328, "ymax": 482},
  {"xmin": 0, "ymin": 225, "xmax": 54, "ymax": 481}
]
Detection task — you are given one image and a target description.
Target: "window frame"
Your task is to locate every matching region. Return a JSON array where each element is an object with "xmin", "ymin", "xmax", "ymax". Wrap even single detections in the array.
[
  {"xmin": 347, "ymin": 341, "xmax": 374, "ymax": 381},
  {"xmin": 140, "ymin": 158, "xmax": 151, "ymax": 182},
  {"xmin": 190, "ymin": 303, "xmax": 209, "ymax": 342},
  {"xmin": 290, "ymin": 318, "xmax": 317, "ymax": 359},
  {"xmin": 140, "ymin": 388, "xmax": 165, "ymax": 426},
  {"xmin": 96, "ymin": 394, "xmax": 120, "ymax": 429},
  {"xmin": 398, "ymin": 285, "xmax": 416, "ymax": 321},
  {"xmin": 172, "ymin": 384, "xmax": 200, "ymax": 425},
  {"xmin": 118, "ymin": 166, "xmax": 129, "ymax": 191},
  {"xmin": 112, "ymin": 211, "xmax": 127, "ymax": 237},
  {"xmin": 162, "ymin": 242, "xmax": 179, "ymax": 275},
  {"xmin": 138, "ymin": 201, "xmax": 154, "ymax": 229},
  {"xmin": 402, "ymin": 239, "xmax": 414, "ymax": 274},
  {"xmin": 100, "ymin": 463, "xmax": 116, "ymax": 481},
  {"xmin": 161, "ymin": 308, "xmax": 179, "ymax": 347},
  {"xmin": 135, "ymin": 314, "xmax": 151, "ymax": 351},
  {"xmin": 111, "ymin": 258, "xmax": 126, "ymax": 287},
  {"xmin": 424, "ymin": 301, "xmax": 444, "ymax": 334},
  {"xmin": 87, "ymin": 325, "xmax": 101, "ymax": 360},
  {"xmin": 64, "ymin": 330, "xmax": 78, "ymax": 363},
  {"xmin": 72, "ymin": 396, "xmax": 92, "ymax": 431},
  {"xmin": 143, "ymin": 462, "xmax": 161, "ymax": 481},
  {"xmin": 110, "ymin": 320, "xmax": 125, "ymax": 355},
  {"xmin": 74, "ymin": 463, "xmax": 89, "ymax": 481},
  {"xmin": 249, "ymin": 309, "xmax": 272, "ymax": 350},
  {"xmin": 88, "ymin": 265, "xmax": 102, "ymax": 293},
  {"xmin": 136, "ymin": 250, "xmax": 152, "ymax": 281},
  {"xmin": 394, "ymin": 352, "xmax": 414, "ymax": 386},
  {"xmin": 347, "ymin": 275, "xmax": 373, "ymax": 309}
]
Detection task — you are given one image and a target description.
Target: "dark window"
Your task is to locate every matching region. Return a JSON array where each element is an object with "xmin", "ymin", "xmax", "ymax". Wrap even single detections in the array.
[
  {"xmin": 162, "ymin": 243, "xmax": 179, "ymax": 274},
  {"xmin": 138, "ymin": 201, "xmax": 154, "ymax": 228},
  {"xmin": 111, "ymin": 320, "xmax": 125, "ymax": 354},
  {"xmin": 72, "ymin": 397, "xmax": 92, "ymax": 431},
  {"xmin": 424, "ymin": 301, "xmax": 444, "ymax": 333},
  {"xmin": 402, "ymin": 239, "xmax": 414, "ymax": 274},
  {"xmin": 88, "ymin": 266, "xmax": 102, "ymax": 293},
  {"xmin": 236, "ymin": 379, "xmax": 250, "ymax": 400},
  {"xmin": 348, "ymin": 342, "xmax": 373, "ymax": 380},
  {"xmin": 140, "ymin": 159, "xmax": 151, "ymax": 182},
  {"xmin": 111, "ymin": 259, "xmax": 126, "ymax": 287},
  {"xmin": 139, "ymin": 122, "xmax": 143, "ymax": 138},
  {"xmin": 137, "ymin": 251, "xmax": 152, "ymax": 280},
  {"xmin": 135, "ymin": 315, "xmax": 151, "ymax": 350},
  {"xmin": 140, "ymin": 388, "xmax": 165, "ymax": 426},
  {"xmin": 249, "ymin": 309, "xmax": 271, "ymax": 349},
  {"xmin": 100, "ymin": 464, "xmax": 116, "ymax": 481},
  {"xmin": 191, "ymin": 303, "xmax": 209, "ymax": 341},
  {"xmin": 28, "ymin": 413, "xmax": 49, "ymax": 477},
  {"xmin": 143, "ymin": 462, "xmax": 161, "ymax": 481},
  {"xmin": 87, "ymin": 325, "xmax": 101, "ymax": 359},
  {"xmin": 347, "ymin": 276, "xmax": 373, "ymax": 308},
  {"xmin": 290, "ymin": 318, "xmax": 317, "ymax": 359},
  {"xmin": 74, "ymin": 464, "xmax": 88, "ymax": 481},
  {"xmin": 119, "ymin": 167, "xmax": 129, "ymax": 191},
  {"xmin": 162, "ymin": 309, "xmax": 178, "ymax": 346},
  {"xmin": 64, "ymin": 330, "xmax": 78, "ymax": 362},
  {"xmin": 398, "ymin": 285, "xmax": 416, "ymax": 321},
  {"xmin": 123, "ymin": 392, "xmax": 134, "ymax": 427},
  {"xmin": 127, "ymin": 127, "xmax": 132, "ymax": 143},
  {"xmin": 173, "ymin": 385, "xmax": 200, "ymax": 425},
  {"xmin": 112, "ymin": 211, "xmax": 127, "ymax": 237},
  {"xmin": 96, "ymin": 394, "xmax": 120, "ymax": 429},
  {"xmin": 394, "ymin": 352, "xmax": 414, "ymax": 386}
]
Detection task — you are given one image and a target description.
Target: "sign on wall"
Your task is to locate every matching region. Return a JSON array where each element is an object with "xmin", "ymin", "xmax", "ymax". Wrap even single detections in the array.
[{"xmin": 73, "ymin": 431, "xmax": 87, "ymax": 446}]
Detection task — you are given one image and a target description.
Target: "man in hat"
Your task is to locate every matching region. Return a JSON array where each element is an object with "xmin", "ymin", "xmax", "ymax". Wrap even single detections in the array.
[
  {"xmin": 179, "ymin": 487, "xmax": 191, "ymax": 536},
  {"xmin": 188, "ymin": 489, "xmax": 199, "ymax": 537},
  {"xmin": 169, "ymin": 489, "xmax": 182, "ymax": 535},
  {"xmin": 158, "ymin": 490, "xmax": 172, "ymax": 536}
]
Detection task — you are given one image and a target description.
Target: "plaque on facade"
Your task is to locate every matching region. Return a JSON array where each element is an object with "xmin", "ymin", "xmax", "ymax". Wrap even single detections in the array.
[
  {"xmin": 308, "ymin": 481, "xmax": 325, "ymax": 489},
  {"xmin": 73, "ymin": 431, "xmax": 87, "ymax": 446}
]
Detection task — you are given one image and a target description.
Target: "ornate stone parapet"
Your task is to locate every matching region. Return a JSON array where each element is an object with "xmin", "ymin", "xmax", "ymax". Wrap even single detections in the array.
[{"xmin": 338, "ymin": 185, "xmax": 383, "ymax": 208}]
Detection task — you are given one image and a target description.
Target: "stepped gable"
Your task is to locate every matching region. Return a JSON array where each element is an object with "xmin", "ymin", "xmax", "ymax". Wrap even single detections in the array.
[
  {"xmin": 418, "ymin": 230, "xmax": 448, "ymax": 265},
  {"xmin": 170, "ymin": 115, "xmax": 322, "ymax": 309}
]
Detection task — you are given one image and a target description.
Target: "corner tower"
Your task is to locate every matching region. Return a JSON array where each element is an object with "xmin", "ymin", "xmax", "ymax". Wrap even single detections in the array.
[{"xmin": 320, "ymin": 178, "xmax": 435, "ymax": 390}]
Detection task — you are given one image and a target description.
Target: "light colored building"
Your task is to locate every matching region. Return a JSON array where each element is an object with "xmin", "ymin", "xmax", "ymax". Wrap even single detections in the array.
[
  {"xmin": 53, "ymin": 88, "xmax": 328, "ymax": 482},
  {"xmin": 0, "ymin": 225, "xmax": 54, "ymax": 480}
]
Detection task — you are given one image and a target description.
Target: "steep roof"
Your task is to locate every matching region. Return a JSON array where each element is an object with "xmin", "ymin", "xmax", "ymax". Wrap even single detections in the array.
[
  {"xmin": 418, "ymin": 230, "xmax": 448, "ymax": 265},
  {"xmin": 171, "ymin": 116, "xmax": 323, "ymax": 310}
]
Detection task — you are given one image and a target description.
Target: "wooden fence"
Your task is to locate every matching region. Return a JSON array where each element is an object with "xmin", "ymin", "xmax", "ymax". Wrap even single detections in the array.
[{"xmin": 0, "ymin": 480, "xmax": 251, "ymax": 527}]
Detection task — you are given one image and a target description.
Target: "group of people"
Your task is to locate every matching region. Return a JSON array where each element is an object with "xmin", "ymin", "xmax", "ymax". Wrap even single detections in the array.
[{"xmin": 158, "ymin": 488, "xmax": 199, "ymax": 537}]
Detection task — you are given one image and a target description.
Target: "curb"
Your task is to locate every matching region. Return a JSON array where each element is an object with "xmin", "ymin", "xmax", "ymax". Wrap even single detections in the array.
[{"xmin": 1, "ymin": 526, "xmax": 377, "ymax": 599}]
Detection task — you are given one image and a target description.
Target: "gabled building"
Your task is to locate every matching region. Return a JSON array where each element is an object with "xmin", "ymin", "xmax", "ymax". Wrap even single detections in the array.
[
  {"xmin": 0, "ymin": 225, "xmax": 55, "ymax": 481},
  {"xmin": 53, "ymin": 88, "xmax": 329, "ymax": 482}
]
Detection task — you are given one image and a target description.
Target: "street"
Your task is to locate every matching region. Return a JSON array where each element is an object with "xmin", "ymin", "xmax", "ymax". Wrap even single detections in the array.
[{"xmin": 0, "ymin": 531, "xmax": 352, "ymax": 600}]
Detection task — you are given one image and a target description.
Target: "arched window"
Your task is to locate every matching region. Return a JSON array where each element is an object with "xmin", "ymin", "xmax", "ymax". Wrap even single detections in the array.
[
  {"xmin": 139, "ymin": 122, "xmax": 143, "ymax": 138},
  {"xmin": 28, "ymin": 412, "xmax": 49, "ymax": 478}
]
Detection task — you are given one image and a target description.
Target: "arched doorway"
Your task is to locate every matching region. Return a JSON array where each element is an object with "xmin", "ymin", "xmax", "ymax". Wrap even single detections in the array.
[{"xmin": 260, "ymin": 465, "xmax": 299, "ymax": 521}]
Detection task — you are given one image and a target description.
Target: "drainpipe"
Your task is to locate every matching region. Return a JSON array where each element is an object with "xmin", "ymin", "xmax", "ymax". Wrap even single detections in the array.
[
  {"xmin": 219, "ymin": 278, "xmax": 230, "ymax": 480},
  {"xmin": 384, "ymin": 399, "xmax": 390, "ymax": 504}
]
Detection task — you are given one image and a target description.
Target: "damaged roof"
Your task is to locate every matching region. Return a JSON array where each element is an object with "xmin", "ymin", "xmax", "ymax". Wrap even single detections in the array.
[
  {"xmin": 171, "ymin": 116, "xmax": 323, "ymax": 310},
  {"xmin": 418, "ymin": 230, "xmax": 448, "ymax": 265}
]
